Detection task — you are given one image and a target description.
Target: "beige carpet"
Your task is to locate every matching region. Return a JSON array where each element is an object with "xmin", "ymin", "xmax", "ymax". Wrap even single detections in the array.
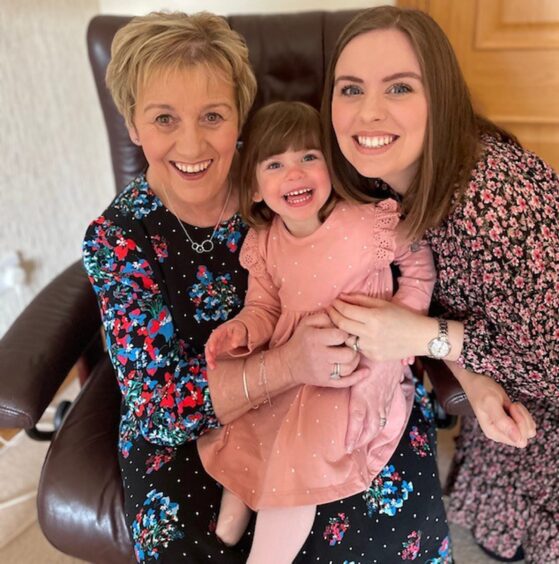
[
  {"xmin": 0, "ymin": 379, "xmax": 85, "ymax": 563},
  {"xmin": 0, "ymin": 393, "xmax": 519, "ymax": 563}
]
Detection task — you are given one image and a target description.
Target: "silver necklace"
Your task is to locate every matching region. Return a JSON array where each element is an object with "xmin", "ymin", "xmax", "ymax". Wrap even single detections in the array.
[{"xmin": 162, "ymin": 179, "xmax": 233, "ymax": 254}]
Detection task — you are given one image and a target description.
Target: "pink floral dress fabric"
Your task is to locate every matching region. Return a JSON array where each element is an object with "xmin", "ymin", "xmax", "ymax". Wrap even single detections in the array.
[
  {"xmin": 426, "ymin": 135, "xmax": 559, "ymax": 563},
  {"xmin": 198, "ymin": 200, "xmax": 436, "ymax": 509}
]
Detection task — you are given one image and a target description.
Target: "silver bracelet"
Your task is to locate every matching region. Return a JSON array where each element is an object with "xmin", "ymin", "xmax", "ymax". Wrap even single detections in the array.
[
  {"xmin": 242, "ymin": 360, "xmax": 259, "ymax": 410},
  {"xmin": 258, "ymin": 351, "xmax": 272, "ymax": 407}
]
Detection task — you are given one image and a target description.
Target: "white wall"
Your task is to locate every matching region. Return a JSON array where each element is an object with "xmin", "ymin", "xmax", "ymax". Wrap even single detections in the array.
[
  {"xmin": 0, "ymin": 0, "xmax": 113, "ymax": 337},
  {"xmin": 0, "ymin": 0, "xmax": 393, "ymax": 337},
  {"xmin": 100, "ymin": 0, "xmax": 391, "ymax": 16}
]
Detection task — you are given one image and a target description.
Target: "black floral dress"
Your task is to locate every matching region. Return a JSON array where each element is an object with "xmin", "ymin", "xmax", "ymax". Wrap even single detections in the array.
[
  {"xmin": 83, "ymin": 174, "xmax": 452, "ymax": 563},
  {"xmin": 426, "ymin": 135, "xmax": 559, "ymax": 563}
]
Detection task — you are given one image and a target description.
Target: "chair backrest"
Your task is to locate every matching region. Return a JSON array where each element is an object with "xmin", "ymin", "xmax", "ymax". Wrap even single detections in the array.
[{"xmin": 87, "ymin": 10, "xmax": 359, "ymax": 192}]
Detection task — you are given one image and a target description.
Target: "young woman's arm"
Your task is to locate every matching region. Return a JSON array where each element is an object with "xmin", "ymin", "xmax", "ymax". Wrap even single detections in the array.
[
  {"xmin": 328, "ymin": 292, "xmax": 465, "ymax": 361},
  {"xmin": 445, "ymin": 361, "xmax": 536, "ymax": 447}
]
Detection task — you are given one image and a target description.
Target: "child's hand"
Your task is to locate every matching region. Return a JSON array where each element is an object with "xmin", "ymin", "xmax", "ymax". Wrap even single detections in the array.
[
  {"xmin": 454, "ymin": 367, "xmax": 537, "ymax": 448},
  {"xmin": 401, "ymin": 356, "xmax": 415, "ymax": 366},
  {"xmin": 205, "ymin": 321, "xmax": 248, "ymax": 370}
]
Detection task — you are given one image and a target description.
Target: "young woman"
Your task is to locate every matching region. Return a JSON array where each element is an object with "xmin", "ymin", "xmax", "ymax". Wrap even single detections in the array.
[{"xmin": 323, "ymin": 6, "xmax": 557, "ymax": 563}]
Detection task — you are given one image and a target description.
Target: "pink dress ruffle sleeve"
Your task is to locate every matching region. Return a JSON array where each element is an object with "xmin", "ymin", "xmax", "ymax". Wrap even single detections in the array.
[{"xmin": 197, "ymin": 200, "xmax": 435, "ymax": 509}]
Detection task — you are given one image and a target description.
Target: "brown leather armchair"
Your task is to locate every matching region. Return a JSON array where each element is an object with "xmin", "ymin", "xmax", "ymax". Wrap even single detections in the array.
[{"xmin": 0, "ymin": 11, "xmax": 471, "ymax": 563}]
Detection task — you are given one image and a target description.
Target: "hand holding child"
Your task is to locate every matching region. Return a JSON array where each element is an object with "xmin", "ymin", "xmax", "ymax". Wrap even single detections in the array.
[
  {"xmin": 205, "ymin": 321, "xmax": 249, "ymax": 370},
  {"xmin": 345, "ymin": 362, "xmax": 402, "ymax": 453}
]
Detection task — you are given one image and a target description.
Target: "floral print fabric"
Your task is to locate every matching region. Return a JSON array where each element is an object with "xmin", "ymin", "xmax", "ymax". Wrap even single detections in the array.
[
  {"xmin": 83, "ymin": 174, "xmax": 452, "ymax": 562},
  {"xmin": 426, "ymin": 135, "xmax": 559, "ymax": 563}
]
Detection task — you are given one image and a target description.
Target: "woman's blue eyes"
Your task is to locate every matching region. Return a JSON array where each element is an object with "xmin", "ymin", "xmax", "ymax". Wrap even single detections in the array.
[
  {"xmin": 205, "ymin": 112, "xmax": 223, "ymax": 123},
  {"xmin": 155, "ymin": 114, "xmax": 173, "ymax": 125},
  {"xmin": 340, "ymin": 85, "xmax": 362, "ymax": 96},
  {"xmin": 388, "ymin": 83, "xmax": 412, "ymax": 94},
  {"xmin": 154, "ymin": 112, "xmax": 223, "ymax": 126},
  {"xmin": 340, "ymin": 82, "xmax": 413, "ymax": 96}
]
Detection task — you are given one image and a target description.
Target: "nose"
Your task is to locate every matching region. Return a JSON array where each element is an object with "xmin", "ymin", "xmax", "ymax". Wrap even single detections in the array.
[
  {"xmin": 359, "ymin": 91, "xmax": 386, "ymax": 123},
  {"xmin": 286, "ymin": 163, "xmax": 304, "ymax": 181},
  {"xmin": 175, "ymin": 121, "xmax": 205, "ymax": 157}
]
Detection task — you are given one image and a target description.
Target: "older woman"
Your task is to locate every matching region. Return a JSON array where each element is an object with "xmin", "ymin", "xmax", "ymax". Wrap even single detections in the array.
[
  {"xmin": 83, "ymin": 10, "xmax": 452, "ymax": 563},
  {"xmin": 325, "ymin": 6, "xmax": 558, "ymax": 564}
]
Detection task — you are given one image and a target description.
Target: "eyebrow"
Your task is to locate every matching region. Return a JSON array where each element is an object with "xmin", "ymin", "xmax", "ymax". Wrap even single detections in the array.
[
  {"xmin": 143, "ymin": 103, "xmax": 174, "ymax": 112},
  {"xmin": 334, "ymin": 71, "xmax": 422, "ymax": 85},
  {"xmin": 142, "ymin": 102, "xmax": 234, "ymax": 112},
  {"xmin": 382, "ymin": 71, "xmax": 421, "ymax": 82}
]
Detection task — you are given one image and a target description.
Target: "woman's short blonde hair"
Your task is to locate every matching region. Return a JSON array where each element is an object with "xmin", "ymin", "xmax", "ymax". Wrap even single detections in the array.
[{"xmin": 106, "ymin": 11, "xmax": 257, "ymax": 128}]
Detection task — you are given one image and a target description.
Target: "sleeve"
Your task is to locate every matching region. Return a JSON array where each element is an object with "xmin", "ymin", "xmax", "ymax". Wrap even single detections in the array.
[
  {"xmin": 370, "ymin": 198, "xmax": 436, "ymax": 314},
  {"xmin": 453, "ymin": 150, "xmax": 558, "ymax": 397},
  {"xmin": 392, "ymin": 236, "xmax": 436, "ymax": 315},
  {"xmin": 82, "ymin": 215, "xmax": 220, "ymax": 447},
  {"xmin": 228, "ymin": 228, "xmax": 282, "ymax": 354}
]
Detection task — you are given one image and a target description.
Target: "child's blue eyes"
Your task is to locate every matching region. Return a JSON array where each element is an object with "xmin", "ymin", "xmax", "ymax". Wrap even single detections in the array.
[{"xmin": 264, "ymin": 153, "xmax": 319, "ymax": 170}]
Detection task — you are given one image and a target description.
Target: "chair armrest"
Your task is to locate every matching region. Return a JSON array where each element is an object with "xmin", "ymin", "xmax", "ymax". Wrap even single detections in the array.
[
  {"xmin": 420, "ymin": 357, "xmax": 474, "ymax": 417},
  {"xmin": 38, "ymin": 356, "xmax": 134, "ymax": 564},
  {"xmin": 0, "ymin": 260, "xmax": 101, "ymax": 428}
]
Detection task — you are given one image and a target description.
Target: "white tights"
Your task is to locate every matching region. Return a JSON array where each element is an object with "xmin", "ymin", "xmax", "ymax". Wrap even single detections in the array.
[{"xmin": 216, "ymin": 488, "xmax": 316, "ymax": 564}]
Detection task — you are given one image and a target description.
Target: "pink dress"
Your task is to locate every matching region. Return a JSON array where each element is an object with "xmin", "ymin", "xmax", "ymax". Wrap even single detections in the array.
[{"xmin": 197, "ymin": 200, "xmax": 435, "ymax": 509}]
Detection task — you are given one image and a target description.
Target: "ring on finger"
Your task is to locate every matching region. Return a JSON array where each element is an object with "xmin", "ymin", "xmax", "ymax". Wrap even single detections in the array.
[
  {"xmin": 379, "ymin": 416, "xmax": 387, "ymax": 428},
  {"xmin": 330, "ymin": 362, "xmax": 341, "ymax": 380},
  {"xmin": 352, "ymin": 336, "xmax": 361, "ymax": 353}
]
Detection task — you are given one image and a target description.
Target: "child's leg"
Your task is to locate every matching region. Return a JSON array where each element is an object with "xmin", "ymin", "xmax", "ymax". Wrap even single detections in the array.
[
  {"xmin": 247, "ymin": 505, "xmax": 316, "ymax": 564},
  {"xmin": 215, "ymin": 488, "xmax": 252, "ymax": 546}
]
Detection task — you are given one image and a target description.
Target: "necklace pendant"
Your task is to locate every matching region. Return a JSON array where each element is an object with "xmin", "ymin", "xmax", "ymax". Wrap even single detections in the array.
[
  {"xmin": 191, "ymin": 240, "xmax": 214, "ymax": 254},
  {"xmin": 200, "ymin": 240, "xmax": 214, "ymax": 253}
]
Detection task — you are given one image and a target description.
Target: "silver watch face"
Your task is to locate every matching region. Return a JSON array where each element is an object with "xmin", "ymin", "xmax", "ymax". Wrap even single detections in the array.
[{"xmin": 429, "ymin": 338, "xmax": 451, "ymax": 359}]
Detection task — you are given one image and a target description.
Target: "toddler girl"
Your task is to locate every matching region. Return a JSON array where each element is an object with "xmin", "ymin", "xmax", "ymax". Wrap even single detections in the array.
[{"xmin": 197, "ymin": 101, "xmax": 436, "ymax": 563}]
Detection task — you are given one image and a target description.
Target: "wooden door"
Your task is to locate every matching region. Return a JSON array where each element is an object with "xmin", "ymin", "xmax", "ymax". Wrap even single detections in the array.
[{"xmin": 398, "ymin": 0, "xmax": 559, "ymax": 170}]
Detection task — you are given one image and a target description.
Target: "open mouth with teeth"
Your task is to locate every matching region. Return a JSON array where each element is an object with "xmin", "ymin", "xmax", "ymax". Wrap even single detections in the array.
[
  {"xmin": 172, "ymin": 159, "xmax": 213, "ymax": 176},
  {"xmin": 355, "ymin": 135, "xmax": 397, "ymax": 149},
  {"xmin": 283, "ymin": 188, "xmax": 314, "ymax": 206}
]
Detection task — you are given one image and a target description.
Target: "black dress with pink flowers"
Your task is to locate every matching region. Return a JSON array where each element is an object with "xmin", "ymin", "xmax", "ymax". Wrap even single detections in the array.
[
  {"xmin": 83, "ymin": 174, "xmax": 452, "ymax": 563},
  {"xmin": 426, "ymin": 135, "xmax": 559, "ymax": 563}
]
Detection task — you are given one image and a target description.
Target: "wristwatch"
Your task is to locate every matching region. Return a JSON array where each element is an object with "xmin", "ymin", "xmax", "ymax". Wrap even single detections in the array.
[{"xmin": 427, "ymin": 318, "xmax": 452, "ymax": 359}]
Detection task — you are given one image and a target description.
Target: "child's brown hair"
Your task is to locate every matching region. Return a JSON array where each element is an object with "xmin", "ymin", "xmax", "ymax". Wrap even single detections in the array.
[{"xmin": 239, "ymin": 101, "xmax": 338, "ymax": 228}]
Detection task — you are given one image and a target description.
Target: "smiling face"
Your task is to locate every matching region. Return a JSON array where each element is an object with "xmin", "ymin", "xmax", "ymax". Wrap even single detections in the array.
[
  {"xmin": 331, "ymin": 28, "xmax": 428, "ymax": 195},
  {"xmin": 254, "ymin": 148, "xmax": 332, "ymax": 237},
  {"xmin": 129, "ymin": 65, "xmax": 239, "ymax": 218}
]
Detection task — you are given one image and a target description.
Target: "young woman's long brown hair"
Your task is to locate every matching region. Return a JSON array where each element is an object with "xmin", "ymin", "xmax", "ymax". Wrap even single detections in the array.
[{"xmin": 321, "ymin": 5, "xmax": 516, "ymax": 240}]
